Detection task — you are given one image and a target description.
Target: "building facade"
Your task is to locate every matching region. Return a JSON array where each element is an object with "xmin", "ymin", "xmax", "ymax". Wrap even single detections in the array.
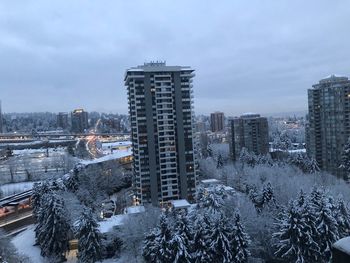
[
  {"xmin": 307, "ymin": 75, "xmax": 350, "ymax": 177},
  {"xmin": 125, "ymin": 62, "xmax": 197, "ymax": 205},
  {"xmin": 229, "ymin": 113, "xmax": 269, "ymax": 160},
  {"xmin": 71, "ymin": 109, "xmax": 89, "ymax": 133},
  {"xmin": 210, "ymin": 111, "xmax": 225, "ymax": 132},
  {"xmin": 57, "ymin": 112, "xmax": 69, "ymax": 130}
]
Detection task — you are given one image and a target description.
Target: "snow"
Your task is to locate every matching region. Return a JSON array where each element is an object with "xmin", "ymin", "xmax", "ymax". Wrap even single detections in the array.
[
  {"xmin": 13, "ymin": 147, "xmax": 65, "ymax": 156},
  {"xmin": 125, "ymin": 205, "xmax": 145, "ymax": 214},
  {"xmin": 201, "ymin": 179, "xmax": 220, "ymax": 185},
  {"xmin": 102, "ymin": 141, "xmax": 131, "ymax": 149},
  {"xmin": 98, "ymin": 214, "xmax": 125, "ymax": 233},
  {"xmin": 11, "ymin": 225, "xmax": 125, "ymax": 262},
  {"xmin": 80, "ymin": 148, "xmax": 132, "ymax": 166},
  {"xmin": 0, "ymin": 181, "xmax": 35, "ymax": 197},
  {"xmin": 333, "ymin": 237, "xmax": 350, "ymax": 255},
  {"xmin": 171, "ymin": 199, "xmax": 191, "ymax": 209}
]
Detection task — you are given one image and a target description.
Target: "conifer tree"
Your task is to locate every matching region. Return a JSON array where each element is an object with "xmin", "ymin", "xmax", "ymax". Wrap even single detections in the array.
[
  {"xmin": 315, "ymin": 197, "xmax": 339, "ymax": 262},
  {"xmin": 143, "ymin": 214, "xmax": 173, "ymax": 263},
  {"xmin": 274, "ymin": 201, "xmax": 319, "ymax": 263},
  {"xmin": 192, "ymin": 215, "xmax": 212, "ymax": 263},
  {"xmin": 231, "ymin": 213, "xmax": 250, "ymax": 263},
  {"xmin": 76, "ymin": 209, "xmax": 102, "ymax": 263},
  {"xmin": 36, "ymin": 192, "xmax": 70, "ymax": 260},
  {"xmin": 335, "ymin": 198, "xmax": 350, "ymax": 238},
  {"xmin": 340, "ymin": 137, "xmax": 350, "ymax": 180},
  {"xmin": 208, "ymin": 212, "xmax": 234, "ymax": 263}
]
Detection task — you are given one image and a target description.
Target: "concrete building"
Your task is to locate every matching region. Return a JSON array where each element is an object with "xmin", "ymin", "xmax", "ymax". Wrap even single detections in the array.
[
  {"xmin": 307, "ymin": 75, "xmax": 350, "ymax": 177},
  {"xmin": 57, "ymin": 112, "xmax": 69, "ymax": 130},
  {"xmin": 71, "ymin": 109, "xmax": 89, "ymax": 133},
  {"xmin": 229, "ymin": 113, "xmax": 269, "ymax": 160},
  {"xmin": 210, "ymin": 111, "xmax": 225, "ymax": 132},
  {"xmin": 125, "ymin": 62, "xmax": 197, "ymax": 205}
]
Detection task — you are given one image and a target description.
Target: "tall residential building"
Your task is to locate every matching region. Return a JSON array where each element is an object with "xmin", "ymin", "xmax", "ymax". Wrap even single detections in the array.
[
  {"xmin": 71, "ymin": 109, "xmax": 89, "ymax": 133},
  {"xmin": 125, "ymin": 62, "xmax": 197, "ymax": 205},
  {"xmin": 210, "ymin": 111, "xmax": 225, "ymax": 132},
  {"xmin": 0, "ymin": 100, "xmax": 3, "ymax": 133},
  {"xmin": 57, "ymin": 112, "xmax": 69, "ymax": 130},
  {"xmin": 307, "ymin": 75, "xmax": 350, "ymax": 177},
  {"xmin": 229, "ymin": 113, "xmax": 269, "ymax": 160}
]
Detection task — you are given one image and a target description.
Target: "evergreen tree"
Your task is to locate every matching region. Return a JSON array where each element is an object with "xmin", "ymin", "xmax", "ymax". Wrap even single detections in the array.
[
  {"xmin": 308, "ymin": 158, "xmax": 320, "ymax": 174},
  {"xmin": 231, "ymin": 213, "xmax": 250, "ymax": 263},
  {"xmin": 35, "ymin": 192, "xmax": 70, "ymax": 260},
  {"xmin": 340, "ymin": 137, "xmax": 350, "ymax": 180},
  {"xmin": 143, "ymin": 214, "xmax": 173, "ymax": 263},
  {"xmin": 315, "ymin": 197, "xmax": 339, "ymax": 262},
  {"xmin": 262, "ymin": 182, "xmax": 275, "ymax": 207},
  {"xmin": 197, "ymin": 185, "xmax": 227, "ymax": 213},
  {"xmin": 76, "ymin": 209, "xmax": 102, "ymax": 263},
  {"xmin": 217, "ymin": 154, "xmax": 224, "ymax": 169},
  {"xmin": 274, "ymin": 201, "xmax": 319, "ymax": 263},
  {"xmin": 335, "ymin": 198, "xmax": 350, "ymax": 238},
  {"xmin": 170, "ymin": 211, "xmax": 193, "ymax": 263},
  {"xmin": 192, "ymin": 215, "xmax": 212, "ymax": 263},
  {"xmin": 208, "ymin": 212, "xmax": 234, "ymax": 263}
]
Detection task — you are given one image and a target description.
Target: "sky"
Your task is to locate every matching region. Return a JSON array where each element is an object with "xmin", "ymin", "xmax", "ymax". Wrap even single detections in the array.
[{"xmin": 0, "ymin": 1, "xmax": 350, "ymax": 116}]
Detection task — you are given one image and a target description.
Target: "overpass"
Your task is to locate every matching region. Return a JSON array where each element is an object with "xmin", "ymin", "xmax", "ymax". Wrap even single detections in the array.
[{"xmin": 0, "ymin": 132, "xmax": 130, "ymax": 140}]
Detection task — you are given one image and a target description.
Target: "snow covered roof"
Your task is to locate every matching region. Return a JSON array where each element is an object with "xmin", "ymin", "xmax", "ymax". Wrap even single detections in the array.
[
  {"xmin": 171, "ymin": 199, "xmax": 191, "ymax": 209},
  {"xmin": 333, "ymin": 237, "xmax": 350, "ymax": 255},
  {"xmin": 125, "ymin": 205, "xmax": 145, "ymax": 214},
  {"xmin": 102, "ymin": 141, "xmax": 132, "ymax": 148},
  {"xmin": 80, "ymin": 148, "xmax": 132, "ymax": 166},
  {"xmin": 201, "ymin": 179, "xmax": 220, "ymax": 185}
]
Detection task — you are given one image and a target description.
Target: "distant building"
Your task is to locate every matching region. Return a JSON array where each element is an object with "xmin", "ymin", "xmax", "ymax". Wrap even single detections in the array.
[
  {"xmin": 210, "ymin": 111, "xmax": 225, "ymax": 132},
  {"xmin": 229, "ymin": 113, "xmax": 269, "ymax": 160},
  {"xmin": 125, "ymin": 62, "xmax": 197, "ymax": 205},
  {"xmin": 71, "ymin": 109, "xmax": 89, "ymax": 133},
  {"xmin": 57, "ymin": 112, "xmax": 69, "ymax": 130},
  {"xmin": 195, "ymin": 121, "xmax": 206, "ymax": 133},
  {"xmin": 0, "ymin": 100, "xmax": 3, "ymax": 133},
  {"xmin": 307, "ymin": 75, "xmax": 350, "ymax": 177}
]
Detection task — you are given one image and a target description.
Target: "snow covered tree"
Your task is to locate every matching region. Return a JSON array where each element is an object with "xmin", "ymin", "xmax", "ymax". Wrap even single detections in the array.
[
  {"xmin": 334, "ymin": 198, "xmax": 350, "ymax": 238},
  {"xmin": 76, "ymin": 209, "xmax": 102, "ymax": 263},
  {"xmin": 308, "ymin": 158, "xmax": 320, "ymax": 174},
  {"xmin": 32, "ymin": 181, "xmax": 51, "ymax": 220},
  {"xmin": 231, "ymin": 213, "xmax": 250, "ymax": 263},
  {"xmin": 142, "ymin": 214, "xmax": 173, "ymax": 263},
  {"xmin": 170, "ymin": 211, "xmax": 193, "ymax": 263},
  {"xmin": 262, "ymin": 182, "xmax": 275, "ymax": 207},
  {"xmin": 340, "ymin": 137, "xmax": 350, "ymax": 181},
  {"xmin": 35, "ymin": 192, "xmax": 70, "ymax": 260},
  {"xmin": 192, "ymin": 215, "xmax": 212, "ymax": 263},
  {"xmin": 208, "ymin": 212, "xmax": 234, "ymax": 263},
  {"xmin": 239, "ymin": 148, "xmax": 256, "ymax": 167},
  {"xmin": 217, "ymin": 154, "xmax": 224, "ymax": 169},
  {"xmin": 197, "ymin": 185, "xmax": 227, "ymax": 213},
  {"xmin": 315, "ymin": 197, "xmax": 339, "ymax": 262},
  {"xmin": 273, "ymin": 201, "xmax": 320, "ymax": 263}
]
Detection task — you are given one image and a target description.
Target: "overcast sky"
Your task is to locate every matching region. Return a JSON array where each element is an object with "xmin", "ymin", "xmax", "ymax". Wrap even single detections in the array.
[{"xmin": 0, "ymin": 1, "xmax": 349, "ymax": 116}]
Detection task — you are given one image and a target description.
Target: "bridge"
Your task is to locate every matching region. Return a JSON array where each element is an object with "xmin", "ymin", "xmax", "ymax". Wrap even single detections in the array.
[{"xmin": 0, "ymin": 132, "xmax": 130, "ymax": 140}]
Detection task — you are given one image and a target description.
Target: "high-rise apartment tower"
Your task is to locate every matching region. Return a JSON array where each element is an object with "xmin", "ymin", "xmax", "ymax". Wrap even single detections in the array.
[
  {"xmin": 307, "ymin": 75, "xmax": 350, "ymax": 177},
  {"xmin": 125, "ymin": 62, "xmax": 197, "ymax": 205}
]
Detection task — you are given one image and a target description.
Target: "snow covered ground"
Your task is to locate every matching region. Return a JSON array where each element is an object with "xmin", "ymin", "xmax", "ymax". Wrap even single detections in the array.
[
  {"xmin": 11, "ymin": 225, "xmax": 124, "ymax": 263},
  {"xmin": 98, "ymin": 214, "xmax": 125, "ymax": 233}
]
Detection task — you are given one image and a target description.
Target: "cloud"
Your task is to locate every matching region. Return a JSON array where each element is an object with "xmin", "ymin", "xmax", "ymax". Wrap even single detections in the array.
[{"xmin": 0, "ymin": 0, "xmax": 349, "ymax": 115}]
